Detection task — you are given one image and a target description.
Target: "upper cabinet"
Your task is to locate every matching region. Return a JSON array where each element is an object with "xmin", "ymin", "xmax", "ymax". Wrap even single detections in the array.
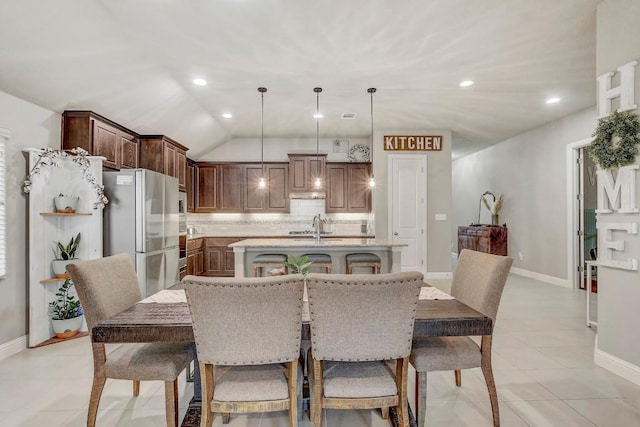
[
  {"xmin": 186, "ymin": 159, "xmax": 196, "ymax": 212},
  {"xmin": 288, "ymin": 154, "xmax": 326, "ymax": 193},
  {"xmin": 326, "ymin": 163, "xmax": 372, "ymax": 213},
  {"xmin": 62, "ymin": 111, "xmax": 138, "ymax": 170},
  {"xmin": 243, "ymin": 164, "xmax": 289, "ymax": 213},
  {"xmin": 194, "ymin": 162, "xmax": 289, "ymax": 213},
  {"xmin": 139, "ymin": 135, "xmax": 188, "ymax": 192}
]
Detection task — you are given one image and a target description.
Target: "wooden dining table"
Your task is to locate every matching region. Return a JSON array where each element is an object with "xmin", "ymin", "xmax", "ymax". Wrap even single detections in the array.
[{"xmin": 91, "ymin": 286, "xmax": 492, "ymax": 427}]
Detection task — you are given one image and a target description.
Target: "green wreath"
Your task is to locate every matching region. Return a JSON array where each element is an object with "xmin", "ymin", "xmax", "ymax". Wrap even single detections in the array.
[{"xmin": 588, "ymin": 110, "xmax": 640, "ymax": 169}]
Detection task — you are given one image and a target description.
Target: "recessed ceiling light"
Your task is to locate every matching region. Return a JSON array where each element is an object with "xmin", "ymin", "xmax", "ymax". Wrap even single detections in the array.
[
  {"xmin": 193, "ymin": 78, "xmax": 207, "ymax": 86},
  {"xmin": 459, "ymin": 80, "xmax": 474, "ymax": 87},
  {"xmin": 221, "ymin": 113, "xmax": 233, "ymax": 119},
  {"xmin": 546, "ymin": 97, "xmax": 561, "ymax": 104},
  {"xmin": 313, "ymin": 113, "xmax": 323, "ymax": 119}
]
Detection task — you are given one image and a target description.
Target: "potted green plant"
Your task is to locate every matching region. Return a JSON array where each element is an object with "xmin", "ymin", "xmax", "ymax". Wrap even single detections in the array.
[
  {"xmin": 49, "ymin": 279, "xmax": 83, "ymax": 338},
  {"xmin": 284, "ymin": 255, "xmax": 313, "ymax": 276},
  {"xmin": 51, "ymin": 232, "xmax": 81, "ymax": 278}
]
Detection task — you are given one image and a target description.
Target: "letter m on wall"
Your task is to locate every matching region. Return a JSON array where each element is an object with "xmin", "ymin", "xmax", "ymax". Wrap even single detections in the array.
[{"xmin": 596, "ymin": 165, "xmax": 639, "ymax": 214}]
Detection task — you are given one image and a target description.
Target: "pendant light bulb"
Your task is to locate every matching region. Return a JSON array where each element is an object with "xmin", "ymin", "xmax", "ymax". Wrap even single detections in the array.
[
  {"xmin": 314, "ymin": 177, "xmax": 322, "ymax": 189},
  {"xmin": 368, "ymin": 87, "xmax": 377, "ymax": 189},
  {"xmin": 258, "ymin": 87, "xmax": 268, "ymax": 189}
]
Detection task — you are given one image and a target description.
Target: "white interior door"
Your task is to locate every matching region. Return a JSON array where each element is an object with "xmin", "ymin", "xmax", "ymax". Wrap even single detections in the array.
[{"xmin": 389, "ymin": 155, "xmax": 427, "ymax": 273}]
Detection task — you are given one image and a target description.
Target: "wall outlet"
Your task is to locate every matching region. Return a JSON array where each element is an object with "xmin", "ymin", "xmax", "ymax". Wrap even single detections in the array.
[
  {"xmin": 435, "ymin": 213, "xmax": 447, "ymax": 221},
  {"xmin": 518, "ymin": 251, "xmax": 524, "ymax": 261}
]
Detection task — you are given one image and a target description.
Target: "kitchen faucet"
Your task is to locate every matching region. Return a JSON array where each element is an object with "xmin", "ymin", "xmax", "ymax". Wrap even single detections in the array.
[{"xmin": 312, "ymin": 213, "xmax": 323, "ymax": 243}]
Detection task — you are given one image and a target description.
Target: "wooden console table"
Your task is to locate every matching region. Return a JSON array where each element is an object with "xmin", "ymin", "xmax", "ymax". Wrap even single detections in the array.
[{"xmin": 457, "ymin": 225, "xmax": 508, "ymax": 256}]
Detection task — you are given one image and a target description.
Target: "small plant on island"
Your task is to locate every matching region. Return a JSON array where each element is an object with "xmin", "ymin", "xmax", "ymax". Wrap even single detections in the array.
[
  {"xmin": 53, "ymin": 232, "xmax": 81, "ymax": 260},
  {"xmin": 49, "ymin": 279, "xmax": 83, "ymax": 320},
  {"xmin": 285, "ymin": 255, "xmax": 313, "ymax": 276}
]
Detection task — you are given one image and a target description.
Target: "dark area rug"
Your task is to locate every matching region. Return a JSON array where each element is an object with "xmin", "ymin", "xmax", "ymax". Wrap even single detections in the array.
[{"xmin": 181, "ymin": 404, "xmax": 416, "ymax": 427}]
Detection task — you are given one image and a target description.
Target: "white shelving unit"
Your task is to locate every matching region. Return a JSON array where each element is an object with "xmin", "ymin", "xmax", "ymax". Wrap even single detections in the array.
[{"xmin": 25, "ymin": 149, "xmax": 104, "ymax": 347}]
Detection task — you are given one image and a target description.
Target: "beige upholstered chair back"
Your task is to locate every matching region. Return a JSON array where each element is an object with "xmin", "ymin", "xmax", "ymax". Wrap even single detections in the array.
[
  {"xmin": 183, "ymin": 275, "xmax": 305, "ymax": 366},
  {"xmin": 451, "ymin": 249, "xmax": 513, "ymax": 321},
  {"xmin": 66, "ymin": 253, "xmax": 142, "ymax": 332},
  {"xmin": 306, "ymin": 272, "xmax": 422, "ymax": 361}
]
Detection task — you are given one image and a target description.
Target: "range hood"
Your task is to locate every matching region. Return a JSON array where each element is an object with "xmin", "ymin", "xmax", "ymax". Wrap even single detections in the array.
[{"xmin": 289, "ymin": 191, "xmax": 326, "ymax": 199}]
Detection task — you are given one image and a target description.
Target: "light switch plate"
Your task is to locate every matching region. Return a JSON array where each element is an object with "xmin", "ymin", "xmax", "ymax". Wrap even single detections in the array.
[{"xmin": 435, "ymin": 214, "xmax": 447, "ymax": 221}]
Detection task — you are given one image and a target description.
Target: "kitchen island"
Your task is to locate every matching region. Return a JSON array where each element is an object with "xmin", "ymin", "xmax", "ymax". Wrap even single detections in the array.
[{"xmin": 229, "ymin": 238, "xmax": 407, "ymax": 277}]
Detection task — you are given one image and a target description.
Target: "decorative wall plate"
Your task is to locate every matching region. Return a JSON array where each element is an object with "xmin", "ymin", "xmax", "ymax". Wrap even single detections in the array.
[{"xmin": 347, "ymin": 144, "xmax": 371, "ymax": 162}]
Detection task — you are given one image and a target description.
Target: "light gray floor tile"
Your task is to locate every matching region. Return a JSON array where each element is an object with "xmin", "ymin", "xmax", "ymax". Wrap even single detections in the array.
[
  {"xmin": 506, "ymin": 399, "xmax": 597, "ymax": 426},
  {"xmin": 564, "ymin": 398, "xmax": 640, "ymax": 427}
]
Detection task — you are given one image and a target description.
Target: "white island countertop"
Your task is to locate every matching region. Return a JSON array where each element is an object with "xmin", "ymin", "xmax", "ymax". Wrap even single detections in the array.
[
  {"xmin": 229, "ymin": 237, "xmax": 406, "ymax": 249},
  {"xmin": 229, "ymin": 238, "xmax": 407, "ymax": 277}
]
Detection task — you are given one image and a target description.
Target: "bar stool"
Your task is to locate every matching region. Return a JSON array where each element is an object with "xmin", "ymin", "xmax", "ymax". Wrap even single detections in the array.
[
  {"xmin": 346, "ymin": 253, "xmax": 381, "ymax": 274},
  {"xmin": 252, "ymin": 254, "xmax": 287, "ymax": 277},
  {"xmin": 301, "ymin": 253, "xmax": 332, "ymax": 273}
]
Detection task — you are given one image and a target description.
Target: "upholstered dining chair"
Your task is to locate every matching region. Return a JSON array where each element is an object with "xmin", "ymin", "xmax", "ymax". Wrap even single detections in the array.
[
  {"xmin": 183, "ymin": 274, "xmax": 305, "ymax": 427},
  {"xmin": 305, "ymin": 271, "xmax": 423, "ymax": 427},
  {"xmin": 410, "ymin": 249, "xmax": 513, "ymax": 427},
  {"xmin": 66, "ymin": 253, "xmax": 193, "ymax": 427}
]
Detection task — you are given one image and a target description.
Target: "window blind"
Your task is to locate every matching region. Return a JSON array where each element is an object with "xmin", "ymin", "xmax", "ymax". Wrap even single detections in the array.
[{"xmin": 0, "ymin": 131, "xmax": 6, "ymax": 278}]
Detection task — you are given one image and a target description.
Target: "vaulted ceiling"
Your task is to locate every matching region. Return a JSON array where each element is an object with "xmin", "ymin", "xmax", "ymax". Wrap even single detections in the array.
[{"xmin": 0, "ymin": 0, "xmax": 600, "ymax": 159}]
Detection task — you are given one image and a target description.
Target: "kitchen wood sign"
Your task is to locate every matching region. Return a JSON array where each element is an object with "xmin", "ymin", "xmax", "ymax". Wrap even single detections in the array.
[{"xmin": 383, "ymin": 135, "xmax": 443, "ymax": 151}]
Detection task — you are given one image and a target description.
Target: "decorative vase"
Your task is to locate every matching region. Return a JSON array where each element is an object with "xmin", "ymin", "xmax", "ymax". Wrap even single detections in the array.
[
  {"xmin": 51, "ymin": 259, "xmax": 79, "ymax": 278},
  {"xmin": 491, "ymin": 214, "xmax": 499, "ymax": 226},
  {"xmin": 54, "ymin": 195, "xmax": 79, "ymax": 213},
  {"xmin": 51, "ymin": 315, "xmax": 83, "ymax": 339}
]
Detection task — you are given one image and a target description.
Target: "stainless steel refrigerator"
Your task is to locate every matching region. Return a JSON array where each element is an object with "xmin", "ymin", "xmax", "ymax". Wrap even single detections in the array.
[{"xmin": 103, "ymin": 169, "xmax": 180, "ymax": 297}]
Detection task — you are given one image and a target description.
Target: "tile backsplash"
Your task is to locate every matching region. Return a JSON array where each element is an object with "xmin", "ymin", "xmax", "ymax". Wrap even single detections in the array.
[{"xmin": 186, "ymin": 199, "xmax": 374, "ymax": 237}]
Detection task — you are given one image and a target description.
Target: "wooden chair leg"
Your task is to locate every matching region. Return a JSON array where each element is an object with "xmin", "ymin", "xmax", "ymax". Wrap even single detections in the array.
[
  {"xmin": 133, "ymin": 380, "xmax": 140, "ymax": 396},
  {"xmin": 311, "ymin": 359, "xmax": 324, "ymax": 427},
  {"xmin": 455, "ymin": 369, "xmax": 462, "ymax": 387},
  {"xmin": 288, "ymin": 359, "xmax": 298, "ymax": 427},
  {"xmin": 480, "ymin": 335, "xmax": 500, "ymax": 427},
  {"xmin": 164, "ymin": 380, "xmax": 179, "ymax": 427},
  {"xmin": 414, "ymin": 370, "xmax": 427, "ymax": 427},
  {"xmin": 395, "ymin": 358, "xmax": 410, "ymax": 427},
  {"xmin": 201, "ymin": 362, "xmax": 214, "ymax": 427},
  {"xmin": 87, "ymin": 373, "xmax": 107, "ymax": 427}
]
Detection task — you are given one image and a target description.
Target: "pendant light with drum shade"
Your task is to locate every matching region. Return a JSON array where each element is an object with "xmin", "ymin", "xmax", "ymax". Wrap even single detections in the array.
[
  {"xmin": 368, "ymin": 87, "xmax": 376, "ymax": 188},
  {"xmin": 313, "ymin": 87, "xmax": 323, "ymax": 189},
  {"xmin": 258, "ymin": 87, "xmax": 267, "ymax": 189}
]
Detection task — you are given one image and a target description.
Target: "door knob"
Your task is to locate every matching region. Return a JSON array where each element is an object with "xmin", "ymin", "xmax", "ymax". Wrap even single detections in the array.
[{"xmin": 393, "ymin": 232, "xmax": 399, "ymax": 236}]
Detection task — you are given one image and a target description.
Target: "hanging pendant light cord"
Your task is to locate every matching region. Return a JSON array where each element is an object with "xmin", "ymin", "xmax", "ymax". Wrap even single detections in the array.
[
  {"xmin": 314, "ymin": 87, "xmax": 322, "ymax": 188},
  {"xmin": 258, "ymin": 87, "xmax": 267, "ymax": 188},
  {"xmin": 368, "ymin": 88, "xmax": 377, "ymax": 188}
]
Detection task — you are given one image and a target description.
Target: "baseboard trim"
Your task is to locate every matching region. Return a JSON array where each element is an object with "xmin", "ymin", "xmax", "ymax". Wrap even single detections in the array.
[
  {"xmin": 510, "ymin": 267, "xmax": 571, "ymax": 288},
  {"xmin": 0, "ymin": 335, "xmax": 27, "ymax": 361},
  {"xmin": 595, "ymin": 346, "xmax": 640, "ymax": 386},
  {"xmin": 424, "ymin": 272, "xmax": 453, "ymax": 279}
]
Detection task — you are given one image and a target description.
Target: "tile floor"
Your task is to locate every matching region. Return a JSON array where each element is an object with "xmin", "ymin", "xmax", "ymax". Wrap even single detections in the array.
[{"xmin": 1, "ymin": 274, "xmax": 639, "ymax": 426}]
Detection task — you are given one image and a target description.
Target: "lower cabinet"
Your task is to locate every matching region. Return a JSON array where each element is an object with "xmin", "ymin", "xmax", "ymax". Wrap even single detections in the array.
[
  {"xmin": 186, "ymin": 238, "xmax": 205, "ymax": 276},
  {"xmin": 203, "ymin": 237, "xmax": 243, "ymax": 277}
]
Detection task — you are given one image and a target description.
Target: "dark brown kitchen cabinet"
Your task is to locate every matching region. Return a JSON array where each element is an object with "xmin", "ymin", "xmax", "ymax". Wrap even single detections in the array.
[
  {"xmin": 217, "ymin": 164, "xmax": 244, "ymax": 211},
  {"xmin": 194, "ymin": 162, "xmax": 289, "ymax": 213},
  {"xmin": 457, "ymin": 225, "xmax": 508, "ymax": 256},
  {"xmin": 139, "ymin": 135, "xmax": 189, "ymax": 191},
  {"xmin": 203, "ymin": 237, "xmax": 242, "ymax": 277},
  {"xmin": 288, "ymin": 154, "xmax": 326, "ymax": 192},
  {"xmin": 186, "ymin": 160, "xmax": 196, "ymax": 212},
  {"xmin": 243, "ymin": 164, "xmax": 289, "ymax": 213},
  {"xmin": 325, "ymin": 163, "xmax": 372, "ymax": 213},
  {"xmin": 62, "ymin": 111, "xmax": 138, "ymax": 171},
  {"xmin": 194, "ymin": 164, "xmax": 218, "ymax": 212},
  {"xmin": 186, "ymin": 238, "xmax": 205, "ymax": 276}
]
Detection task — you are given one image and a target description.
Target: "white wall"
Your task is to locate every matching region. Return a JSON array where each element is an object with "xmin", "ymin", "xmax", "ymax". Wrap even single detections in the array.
[
  {"xmin": 594, "ymin": 0, "xmax": 640, "ymax": 381},
  {"xmin": 0, "ymin": 90, "xmax": 60, "ymax": 347},
  {"xmin": 452, "ymin": 107, "xmax": 596, "ymax": 281}
]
